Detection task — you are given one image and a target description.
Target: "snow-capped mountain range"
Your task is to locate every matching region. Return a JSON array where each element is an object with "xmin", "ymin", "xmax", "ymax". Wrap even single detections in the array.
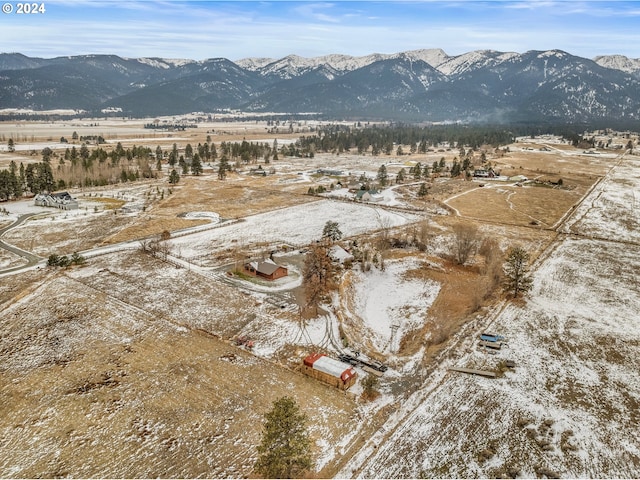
[{"xmin": 1, "ymin": 49, "xmax": 640, "ymax": 122}]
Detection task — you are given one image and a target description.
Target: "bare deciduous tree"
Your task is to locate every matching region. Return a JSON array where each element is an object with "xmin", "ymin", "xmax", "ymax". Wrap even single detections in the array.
[
  {"xmin": 479, "ymin": 237, "xmax": 504, "ymax": 295},
  {"xmin": 452, "ymin": 223, "xmax": 480, "ymax": 265}
]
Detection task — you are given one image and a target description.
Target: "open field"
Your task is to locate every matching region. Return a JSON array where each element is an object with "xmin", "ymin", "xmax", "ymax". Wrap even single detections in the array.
[
  {"xmin": 339, "ymin": 154, "xmax": 640, "ymax": 479},
  {"xmin": 1, "ymin": 119, "xmax": 639, "ymax": 478},
  {"xmin": 0, "ymin": 254, "xmax": 359, "ymax": 478}
]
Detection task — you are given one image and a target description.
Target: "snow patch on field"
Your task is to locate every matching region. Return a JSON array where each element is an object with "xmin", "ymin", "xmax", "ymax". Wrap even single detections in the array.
[
  {"xmin": 350, "ymin": 260, "xmax": 440, "ymax": 353},
  {"xmin": 169, "ymin": 199, "xmax": 420, "ymax": 259},
  {"xmin": 180, "ymin": 211, "xmax": 221, "ymax": 223}
]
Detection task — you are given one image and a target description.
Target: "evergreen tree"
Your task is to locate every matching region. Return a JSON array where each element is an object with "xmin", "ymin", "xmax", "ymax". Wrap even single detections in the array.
[
  {"xmin": 7, "ymin": 138, "xmax": 14, "ymax": 152},
  {"xmin": 414, "ymin": 162, "xmax": 422, "ymax": 180},
  {"xmin": 19, "ymin": 162, "xmax": 25, "ymax": 195},
  {"xmin": 418, "ymin": 183, "xmax": 428, "ymax": 197},
  {"xmin": 254, "ymin": 396, "xmax": 313, "ymax": 479},
  {"xmin": 218, "ymin": 156, "xmax": 230, "ymax": 180},
  {"xmin": 191, "ymin": 154, "xmax": 203, "ymax": 175},
  {"xmin": 504, "ymin": 246, "xmax": 533, "ymax": 298},
  {"xmin": 322, "ymin": 220, "xmax": 342, "ymax": 242},
  {"xmin": 169, "ymin": 169, "xmax": 180, "ymax": 185},
  {"xmin": 302, "ymin": 243, "xmax": 335, "ymax": 311},
  {"xmin": 451, "ymin": 159, "xmax": 461, "ymax": 177},
  {"xmin": 376, "ymin": 164, "xmax": 388, "ymax": 187},
  {"xmin": 169, "ymin": 143, "xmax": 178, "ymax": 167},
  {"xmin": 396, "ymin": 168, "xmax": 405, "ymax": 184},
  {"xmin": 0, "ymin": 171, "xmax": 13, "ymax": 201}
]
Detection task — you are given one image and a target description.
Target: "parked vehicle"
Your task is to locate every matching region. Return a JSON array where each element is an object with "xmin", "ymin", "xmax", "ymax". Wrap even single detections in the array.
[{"xmin": 480, "ymin": 333, "xmax": 505, "ymax": 343}]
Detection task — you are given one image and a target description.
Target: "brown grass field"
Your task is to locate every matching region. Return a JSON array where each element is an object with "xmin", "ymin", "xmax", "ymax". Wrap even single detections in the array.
[
  {"xmin": 1, "ymin": 119, "xmax": 631, "ymax": 478},
  {"xmin": 0, "ymin": 253, "xmax": 358, "ymax": 478}
]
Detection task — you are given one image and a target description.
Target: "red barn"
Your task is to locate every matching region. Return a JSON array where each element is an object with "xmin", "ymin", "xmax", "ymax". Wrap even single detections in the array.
[{"xmin": 302, "ymin": 353, "xmax": 357, "ymax": 390}]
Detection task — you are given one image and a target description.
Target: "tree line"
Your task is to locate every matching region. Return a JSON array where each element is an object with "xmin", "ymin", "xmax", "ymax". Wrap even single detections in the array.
[{"xmin": 293, "ymin": 123, "xmax": 611, "ymax": 156}]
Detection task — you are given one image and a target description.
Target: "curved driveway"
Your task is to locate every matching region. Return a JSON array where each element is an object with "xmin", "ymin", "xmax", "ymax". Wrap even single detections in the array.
[{"xmin": 0, "ymin": 213, "xmax": 43, "ymax": 274}]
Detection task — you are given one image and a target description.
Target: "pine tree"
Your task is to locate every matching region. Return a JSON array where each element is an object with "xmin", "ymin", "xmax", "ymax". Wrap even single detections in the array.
[
  {"xmin": 376, "ymin": 164, "xmax": 388, "ymax": 187},
  {"xmin": 169, "ymin": 169, "xmax": 180, "ymax": 185},
  {"xmin": 414, "ymin": 162, "xmax": 422, "ymax": 180},
  {"xmin": 322, "ymin": 220, "xmax": 342, "ymax": 242},
  {"xmin": 302, "ymin": 244, "xmax": 334, "ymax": 312},
  {"xmin": 417, "ymin": 183, "xmax": 428, "ymax": 197},
  {"xmin": 504, "ymin": 246, "xmax": 533, "ymax": 298},
  {"xmin": 396, "ymin": 168, "xmax": 405, "ymax": 184},
  {"xmin": 254, "ymin": 396, "xmax": 313, "ymax": 479},
  {"xmin": 191, "ymin": 154, "xmax": 203, "ymax": 175},
  {"xmin": 218, "ymin": 156, "xmax": 230, "ymax": 180}
]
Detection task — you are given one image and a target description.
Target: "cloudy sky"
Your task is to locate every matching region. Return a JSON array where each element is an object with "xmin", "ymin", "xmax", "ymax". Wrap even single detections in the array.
[{"xmin": 1, "ymin": 1, "xmax": 639, "ymax": 61}]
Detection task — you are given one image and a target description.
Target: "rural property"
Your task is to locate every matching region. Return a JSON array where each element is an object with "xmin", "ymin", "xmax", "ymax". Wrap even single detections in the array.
[{"xmin": 0, "ymin": 116, "xmax": 639, "ymax": 478}]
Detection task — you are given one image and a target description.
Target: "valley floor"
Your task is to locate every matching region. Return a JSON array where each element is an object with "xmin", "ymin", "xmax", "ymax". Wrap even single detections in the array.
[{"xmin": 0, "ymin": 122, "xmax": 638, "ymax": 478}]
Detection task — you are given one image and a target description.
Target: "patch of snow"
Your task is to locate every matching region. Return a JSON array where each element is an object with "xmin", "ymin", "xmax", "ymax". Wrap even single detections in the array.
[{"xmin": 350, "ymin": 260, "xmax": 440, "ymax": 354}]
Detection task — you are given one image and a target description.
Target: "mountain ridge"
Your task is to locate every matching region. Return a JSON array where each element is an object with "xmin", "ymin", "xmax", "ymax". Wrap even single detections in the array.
[{"xmin": 2, "ymin": 49, "xmax": 640, "ymax": 123}]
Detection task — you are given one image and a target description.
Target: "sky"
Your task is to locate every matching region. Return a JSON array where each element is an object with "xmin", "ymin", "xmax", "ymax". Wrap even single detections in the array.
[{"xmin": 1, "ymin": 1, "xmax": 640, "ymax": 61}]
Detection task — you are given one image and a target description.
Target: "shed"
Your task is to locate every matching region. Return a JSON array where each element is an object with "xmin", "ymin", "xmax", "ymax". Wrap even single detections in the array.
[
  {"xmin": 303, "ymin": 353, "xmax": 357, "ymax": 390},
  {"xmin": 329, "ymin": 245, "xmax": 354, "ymax": 264}
]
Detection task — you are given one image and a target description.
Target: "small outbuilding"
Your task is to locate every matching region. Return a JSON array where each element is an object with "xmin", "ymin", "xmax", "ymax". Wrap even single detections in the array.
[
  {"xmin": 329, "ymin": 245, "xmax": 354, "ymax": 264},
  {"xmin": 302, "ymin": 352, "xmax": 357, "ymax": 390}
]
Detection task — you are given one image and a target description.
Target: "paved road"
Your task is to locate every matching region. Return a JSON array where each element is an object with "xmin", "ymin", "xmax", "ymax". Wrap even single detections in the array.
[{"xmin": 0, "ymin": 213, "xmax": 44, "ymax": 275}]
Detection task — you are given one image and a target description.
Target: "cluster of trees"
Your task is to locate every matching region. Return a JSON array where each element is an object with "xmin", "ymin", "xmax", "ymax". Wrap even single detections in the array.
[
  {"xmin": 294, "ymin": 123, "xmax": 618, "ymax": 158},
  {"xmin": 47, "ymin": 252, "xmax": 86, "ymax": 268},
  {"xmin": 295, "ymin": 124, "xmax": 518, "ymax": 156},
  {"xmin": 0, "ymin": 160, "xmax": 56, "ymax": 199},
  {"xmin": 451, "ymin": 223, "xmax": 533, "ymax": 298},
  {"xmin": 164, "ymin": 142, "xmax": 212, "ymax": 174},
  {"xmin": 300, "ymin": 222, "xmax": 343, "ymax": 312},
  {"xmin": 0, "ymin": 161, "xmax": 24, "ymax": 200},
  {"xmin": 0, "ymin": 140, "xmax": 163, "ymax": 197},
  {"xmin": 218, "ymin": 140, "xmax": 273, "ymax": 163},
  {"xmin": 52, "ymin": 142, "xmax": 156, "ymax": 189}
]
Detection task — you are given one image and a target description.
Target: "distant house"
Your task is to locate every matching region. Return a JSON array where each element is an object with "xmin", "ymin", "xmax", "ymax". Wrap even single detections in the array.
[
  {"xmin": 473, "ymin": 169, "xmax": 498, "ymax": 178},
  {"xmin": 508, "ymin": 175, "xmax": 529, "ymax": 182},
  {"xmin": 34, "ymin": 191, "xmax": 79, "ymax": 210},
  {"xmin": 243, "ymin": 259, "xmax": 288, "ymax": 281},
  {"xmin": 249, "ymin": 166, "xmax": 267, "ymax": 176},
  {"xmin": 329, "ymin": 245, "xmax": 354, "ymax": 264},
  {"xmin": 347, "ymin": 180, "xmax": 363, "ymax": 192},
  {"xmin": 317, "ymin": 168, "xmax": 345, "ymax": 176},
  {"xmin": 355, "ymin": 189, "xmax": 381, "ymax": 202}
]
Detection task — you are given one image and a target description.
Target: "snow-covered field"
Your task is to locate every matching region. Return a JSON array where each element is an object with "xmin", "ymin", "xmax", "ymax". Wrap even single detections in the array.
[
  {"xmin": 339, "ymin": 155, "xmax": 640, "ymax": 478},
  {"xmin": 343, "ymin": 260, "xmax": 440, "ymax": 354},
  {"xmin": 561, "ymin": 155, "xmax": 640, "ymax": 242},
  {"xmin": 168, "ymin": 199, "xmax": 420, "ymax": 260}
]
